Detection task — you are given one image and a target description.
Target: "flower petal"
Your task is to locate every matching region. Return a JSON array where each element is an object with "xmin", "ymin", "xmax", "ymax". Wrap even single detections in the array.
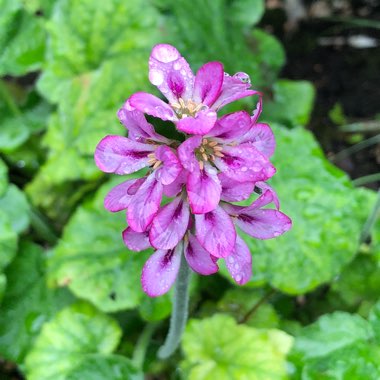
[
  {"xmin": 122, "ymin": 227, "xmax": 151, "ymax": 252},
  {"xmin": 187, "ymin": 164, "xmax": 221, "ymax": 214},
  {"xmin": 154, "ymin": 145, "xmax": 182, "ymax": 185},
  {"xmin": 104, "ymin": 178, "xmax": 145, "ymax": 212},
  {"xmin": 206, "ymin": 111, "xmax": 252, "ymax": 142},
  {"xmin": 184, "ymin": 234, "xmax": 219, "ymax": 275},
  {"xmin": 193, "ymin": 62, "xmax": 224, "ymax": 106},
  {"xmin": 149, "ymin": 197, "xmax": 190, "ymax": 250},
  {"xmin": 127, "ymin": 173, "xmax": 163, "ymax": 232},
  {"xmin": 141, "ymin": 244, "xmax": 182, "ymax": 297},
  {"xmin": 94, "ymin": 135, "xmax": 154, "ymax": 174},
  {"xmin": 240, "ymin": 123, "xmax": 276, "ymax": 158},
  {"xmin": 176, "ymin": 109, "xmax": 217, "ymax": 135},
  {"xmin": 255, "ymin": 182, "xmax": 280, "ymax": 210},
  {"xmin": 177, "ymin": 135, "xmax": 202, "ymax": 172},
  {"xmin": 195, "ymin": 206, "xmax": 236, "ymax": 258},
  {"xmin": 149, "ymin": 44, "xmax": 194, "ymax": 103},
  {"xmin": 225, "ymin": 236, "xmax": 252, "ymax": 285},
  {"xmin": 251, "ymin": 97, "xmax": 263, "ymax": 125},
  {"xmin": 214, "ymin": 144, "xmax": 276, "ymax": 183},
  {"xmin": 163, "ymin": 170, "xmax": 188, "ymax": 197},
  {"xmin": 117, "ymin": 100, "xmax": 169, "ymax": 143},
  {"xmin": 219, "ymin": 172, "xmax": 255, "ymax": 202},
  {"xmin": 129, "ymin": 92, "xmax": 177, "ymax": 121}
]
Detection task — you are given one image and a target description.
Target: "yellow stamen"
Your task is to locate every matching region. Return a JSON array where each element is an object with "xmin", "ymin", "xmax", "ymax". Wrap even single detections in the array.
[
  {"xmin": 213, "ymin": 146, "xmax": 223, "ymax": 151},
  {"xmin": 208, "ymin": 141, "xmax": 218, "ymax": 147},
  {"xmin": 198, "ymin": 160, "xmax": 204, "ymax": 170},
  {"xmin": 214, "ymin": 152, "xmax": 224, "ymax": 157},
  {"xmin": 202, "ymin": 138, "xmax": 208, "ymax": 145},
  {"xmin": 202, "ymin": 153, "xmax": 208, "ymax": 161},
  {"xmin": 199, "ymin": 146, "xmax": 205, "ymax": 153},
  {"xmin": 153, "ymin": 160, "xmax": 162, "ymax": 169}
]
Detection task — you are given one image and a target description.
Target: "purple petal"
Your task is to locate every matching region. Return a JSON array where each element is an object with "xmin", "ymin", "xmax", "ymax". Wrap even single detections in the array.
[
  {"xmin": 129, "ymin": 92, "xmax": 177, "ymax": 121},
  {"xmin": 240, "ymin": 123, "xmax": 276, "ymax": 158},
  {"xmin": 195, "ymin": 206, "xmax": 236, "ymax": 258},
  {"xmin": 212, "ymin": 72, "xmax": 260, "ymax": 110},
  {"xmin": 94, "ymin": 135, "xmax": 154, "ymax": 174},
  {"xmin": 206, "ymin": 111, "xmax": 251, "ymax": 142},
  {"xmin": 178, "ymin": 135, "xmax": 202, "ymax": 172},
  {"xmin": 219, "ymin": 172, "xmax": 255, "ymax": 202},
  {"xmin": 225, "ymin": 235, "xmax": 252, "ymax": 285},
  {"xmin": 149, "ymin": 44, "xmax": 194, "ymax": 103},
  {"xmin": 214, "ymin": 144, "xmax": 276, "ymax": 183},
  {"xmin": 255, "ymin": 182, "xmax": 280, "ymax": 210},
  {"xmin": 184, "ymin": 234, "xmax": 219, "ymax": 275},
  {"xmin": 154, "ymin": 145, "xmax": 182, "ymax": 185},
  {"xmin": 104, "ymin": 178, "xmax": 145, "ymax": 212},
  {"xmin": 127, "ymin": 173, "xmax": 163, "ymax": 232},
  {"xmin": 163, "ymin": 170, "xmax": 188, "ymax": 197},
  {"xmin": 176, "ymin": 109, "xmax": 217, "ymax": 135},
  {"xmin": 122, "ymin": 227, "xmax": 151, "ymax": 252},
  {"xmin": 193, "ymin": 62, "xmax": 223, "ymax": 106},
  {"xmin": 187, "ymin": 164, "xmax": 221, "ymax": 214},
  {"xmin": 117, "ymin": 100, "xmax": 169, "ymax": 143},
  {"xmin": 251, "ymin": 97, "xmax": 263, "ymax": 125},
  {"xmin": 141, "ymin": 244, "xmax": 182, "ymax": 297},
  {"xmin": 149, "ymin": 197, "xmax": 190, "ymax": 250}
]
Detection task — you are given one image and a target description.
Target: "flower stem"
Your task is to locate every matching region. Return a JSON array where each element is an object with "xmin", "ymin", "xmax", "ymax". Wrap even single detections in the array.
[
  {"xmin": 360, "ymin": 188, "xmax": 380, "ymax": 244},
  {"xmin": 132, "ymin": 322, "xmax": 159, "ymax": 370},
  {"xmin": 157, "ymin": 254, "xmax": 191, "ymax": 359}
]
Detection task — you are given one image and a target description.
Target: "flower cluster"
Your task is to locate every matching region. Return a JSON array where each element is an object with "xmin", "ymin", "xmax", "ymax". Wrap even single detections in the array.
[{"xmin": 95, "ymin": 44, "xmax": 292, "ymax": 297}]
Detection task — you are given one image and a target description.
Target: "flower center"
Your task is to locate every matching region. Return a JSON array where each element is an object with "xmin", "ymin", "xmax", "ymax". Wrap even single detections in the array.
[
  {"xmin": 195, "ymin": 138, "xmax": 224, "ymax": 170},
  {"xmin": 147, "ymin": 152, "xmax": 162, "ymax": 169},
  {"xmin": 171, "ymin": 98, "xmax": 205, "ymax": 118}
]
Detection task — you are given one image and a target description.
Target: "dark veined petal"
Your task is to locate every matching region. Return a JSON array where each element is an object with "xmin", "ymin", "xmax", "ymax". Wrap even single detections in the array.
[
  {"xmin": 193, "ymin": 61, "xmax": 224, "ymax": 106},
  {"xmin": 129, "ymin": 92, "xmax": 177, "ymax": 121},
  {"xmin": 141, "ymin": 244, "xmax": 182, "ymax": 297},
  {"xmin": 219, "ymin": 172, "xmax": 255, "ymax": 202},
  {"xmin": 214, "ymin": 144, "xmax": 276, "ymax": 183},
  {"xmin": 225, "ymin": 235, "xmax": 252, "ymax": 285},
  {"xmin": 163, "ymin": 170, "xmax": 188, "ymax": 197},
  {"xmin": 149, "ymin": 197, "xmax": 190, "ymax": 250},
  {"xmin": 240, "ymin": 123, "xmax": 276, "ymax": 158},
  {"xmin": 177, "ymin": 135, "xmax": 202, "ymax": 172},
  {"xmin": 187, "ymin": 164, "xmax": 221, "ymax": 214},
  {"xmin": 195, "ymin": 206, "xmax": 236, "ymax": 258},
  {"xmin": 117, "ymin": 100, "xmax": 170, "ymax": 143},
  {"xmin": 127, "ymin": 173, "xmax": 163, "ymax": 232},
  {"xmin": 206, "ymin": 110, "xmax": 251, "ymax": 142},
  {"xmin": 176, "ymin": 109, "xmax": 217, "ymax": 135},
  {"xmin": 154, "ymin": 145, "xmax": 182, "ymax": 185},
  {"xmin": 184, "ymin": 234, "xmax": 219, "ymax": 275},
  {"xmin": 104, "ymin": 178, "xmax": 145, "ymax": 212},
  {"xmin": 149, "ymin": 44, "xmax": 194, "ymax": 103},
  {"xmin": 122, "ymin": 227, "xmax": 151, "ymax": 252},
  {"xmin": 94, "ymin": 135, "xmax": 154, "ymax": 175}
]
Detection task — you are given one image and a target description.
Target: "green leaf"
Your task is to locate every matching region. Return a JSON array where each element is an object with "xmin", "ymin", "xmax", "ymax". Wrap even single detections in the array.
[
  {"xmin": 0, "ymin": 0, "xmax": 45, "ymax": 76},
  {"xmin": 139, "ymin": 294, "xmax": 172, "ymax": 322},
  {"xmin": 0, "ymin": 158, "xmax": 8, "ymax": 197},
  {"xmin": 0, "ymin": 211, "xmax": 18, "ymax": 272},
  {"xmin": 47, "ymin": 178, "xmax": 151, "ymax": 312},
  {"xmin": 24, "ymin": 302, "xmax": 122, "ymax": 380},
  {"xmin": 181, "ymin": 314, "xmax": 293, "ymax": 380},
  {"xmin": 369, "ymin": 300, "xmax": 380, "ymax": 344},
  {"xmin": 229, "ymin": 0, "xmax": 265, "ymax": 28},
  {"xmin": 0, "ymin": 242, "xmax": 72, "ymax": 363},
  {"xmin": 239, "ymin": 125, "xmax": 377, "ymax": 294},
  {"xmin": 66, "ymin": 354, "xmax": 143, "ymax": 380},
  {"xmin": 262, "ymin": 80, "xmax": 315, "ymax": 127}
]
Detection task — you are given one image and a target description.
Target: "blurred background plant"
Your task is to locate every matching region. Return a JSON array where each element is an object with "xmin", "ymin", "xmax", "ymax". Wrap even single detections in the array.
[{"xmin": 0, "ymin": 0, "xmax": 379, "ymax": 378}]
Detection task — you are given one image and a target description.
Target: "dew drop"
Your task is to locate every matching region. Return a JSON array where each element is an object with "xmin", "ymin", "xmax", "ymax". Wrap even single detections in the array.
[
  {"xmin": 149, "ymin": 69, "xmax": 164, "ymax": 86},
  {"xmin": 228, "ymin": 256, "xmax": 235, "ymax": 264},
  {"xmin": 234, "ymin": 263, "xmax": 240, "ymax": 270},
  {"xmin": 241, "ymin": 167, "xmax": 248, "ymax": 172},
  {"xmin": 235, "ymin": 274, "xmax": 242, "ymax": 282},
  {"xmin": 173, "ymin": 62, "xmax": 182, "ymax": 70}
]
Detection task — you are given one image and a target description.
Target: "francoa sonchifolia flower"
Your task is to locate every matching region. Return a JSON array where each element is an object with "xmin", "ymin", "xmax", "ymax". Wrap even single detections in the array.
[{"xmin": 94, "ymin": 44, "xmax": 292, "ymax": 297}]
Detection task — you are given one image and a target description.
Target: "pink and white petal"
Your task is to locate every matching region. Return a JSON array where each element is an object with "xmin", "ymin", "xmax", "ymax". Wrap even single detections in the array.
[
  {"xmin": 176, "ymin": 109, "xmax": 217, "ymax": 135},
  {"xmin": 206, "ymin": 111, "xmax": 251, "ymax": 142},
  {"xmin": 177, "ymin": 135, "xmax": 202, "ymax": 172},
  {"xmin": 163, "ymin": 170, "xmax": 188, "ymax": 197},
  {"xmin": 214, "ymin": 144, "xmax": 276, "ymax": 183},
  {"xmin": 240, "ymin": 123, "xmax": 276, "ymax": 158},
  {"xmin": 117, "ymin": 100, "xmax": 170, "ymax": 143},
  {"xmin": 129, "ymin": 92, "xmax": 177, "ymax": 121},
  {"xmin": 141, "ymin": 245, "xmax": 182, "ymax": 297},
  {"xmin": 154, "ymin": 145, "xmax": 182, "ymax": 185},
  {"xmin": 184, "ymin": 234, "xmax": 219, "ymax": 275},
  {"xmin": 235, "ymin": 209, "xmax": 292, "ymax": 240},
  {"xmin": 219, "ymin": 172, "xmax": 255, "ymax": 202},
  {"xmin": 225, "ymin": 235, "xmax": 252, "ymax": 285},
  {"xmin": 149, "ymin": 197, "xmax": 190, "ymax": 250},
  {"xmin": 251, "ymin": 97, "xmax": 263, "ymax": 125},
  {"xmin": 187, "ymin": 164, "xmax": 221, "ymax": 214},
  {"xmin": 127, "ymin": 173, "xmax": 163, "ymax": 232},
  {"xmin": 244, "ymin": 189, "xmax": 275, "ymax": 211},
  {"xmin": 195, "ymin": 206, "xmax": 236, "ymax": 258},
  {"xmin": 255, "ymin": 182, "xmax": 280, "ymax": 210},
  {"xmin": 94, "ymin": 135, "xmax": 154, "ymax": 175},
  {"xmin": 104, "ymin": 178, "xmax": 145, "ymax": 212},
  {"xmin": 122, "ymin": 227, "xmax": 151, "ymax": 252},
  {"xmin": 149, "ymin": 44, "xmax": 194, "ymax": 103},
  {"xmin": 193, "ymin": 62, "xmax": 224, "ymax": 106}
]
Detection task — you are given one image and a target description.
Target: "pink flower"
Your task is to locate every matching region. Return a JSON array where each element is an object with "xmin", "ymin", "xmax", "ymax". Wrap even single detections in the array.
[{"xmin": 94, "ymin": 44, "xmax": 292, "ymax": 297}]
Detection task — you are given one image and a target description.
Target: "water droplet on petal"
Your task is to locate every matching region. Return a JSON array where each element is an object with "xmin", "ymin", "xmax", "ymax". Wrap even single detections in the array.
[
  {"xmin": 173, "ymin": 62, "xmax": 182, "ymax": 70},
  {"xmin": 234, "ymin": 263, "xmax": 239, "ymax": 270},
  {"xmin": 241, "ymin": 167, "xmax": 247, "ymax": 172},
  {"xmin": 235, "ymin": 274, "xmax": 242, "ymax": 282},
  {"xmin": 233, "ymin": 72, "xmax": 251, "ymax": 84},
  {"xmin": 149, "ymin": 69, "xmax": 164, "ymax": 86},
  {"xmin": 228, "ymin": 256, "xmax": 235, "ymax": 264}
]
